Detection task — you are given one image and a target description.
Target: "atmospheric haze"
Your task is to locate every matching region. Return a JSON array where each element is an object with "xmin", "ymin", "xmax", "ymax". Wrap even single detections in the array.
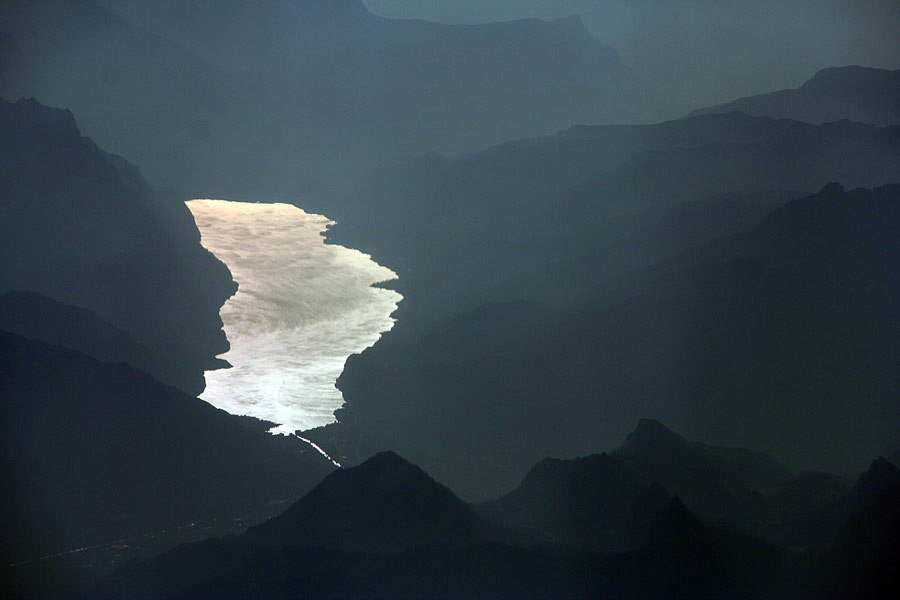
[{"xmin": 186, "ymin": 199, "xmax": 402, "ymax": 434}]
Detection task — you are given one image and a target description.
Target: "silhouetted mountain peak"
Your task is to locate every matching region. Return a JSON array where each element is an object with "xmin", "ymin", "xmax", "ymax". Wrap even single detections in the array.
[
  {"xmin": 481, "ymin": 452, "xmax": 671, "ymax": 552},
  {"xmin": 297, "ymin": 450, "xmax": 455, "ymax": 510},
  {"xmin": 343, "ymin": 450, "xmax": 434, "ymax": 487},
  {"xmin": 618, "ymin": 418, "xmax": 689, "ymax": 455},
  {"xmin": 830, "ymin": 456, "xmax": 900, "ymax": 531},
  {"xmin": 856, "ymin": 457, "xmax": 900, "ymax": 495},
  {"xmin": 244, "ymin": 450, "xmax": 487, "ymax": 554}
]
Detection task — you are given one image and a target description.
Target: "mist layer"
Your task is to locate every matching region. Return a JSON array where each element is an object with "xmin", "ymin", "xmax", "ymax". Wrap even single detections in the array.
[{"xmin": 186, "ymin": 200, "xmax": 401, "ymax": 434}]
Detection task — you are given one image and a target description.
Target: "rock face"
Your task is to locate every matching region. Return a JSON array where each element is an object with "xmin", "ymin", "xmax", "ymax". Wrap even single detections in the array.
[
  {"xmin": 0, "ymin": 97, "xmax": 235, "ymax": 395},
  {"xmin": 689, "ymin": 66, "xmax": 900, "ymax": 126}
]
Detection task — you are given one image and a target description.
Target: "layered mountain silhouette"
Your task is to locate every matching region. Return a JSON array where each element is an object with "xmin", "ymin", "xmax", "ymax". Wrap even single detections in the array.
[
  {"xmin": 690, "ymin": 66, "xmax": 900, "ymax": 126},
  {"xmin": 1, "ymin": 0, "xmax": 677, "ymax": 198},
  {"xmin": 0, "ymin": 331, "xmax": 333, "ymax": 565},
  {"xmin": 0, "ymin": 97, "xmax": 235, "ymax": 394},
  {"xmin": 243, "ymin": 451, "xmax": 497, "ymax": 554},
  {"xmin": 610, "ymin": 419, "xmax": 790, "ymax": 531},
  {"xmin": 2, "ymin": 2, "xmax": 898, "ymax": 596},
  {"xmin": 324, "ymin": 112, "xmax": 899, "ymax": 336},
  {"xmin": 309, "ymin": 183, "xmax": 900, "ymax": 499},
  {"xmin": 94, "ymin": 449, "xmax": 793, "ymax": 599}
]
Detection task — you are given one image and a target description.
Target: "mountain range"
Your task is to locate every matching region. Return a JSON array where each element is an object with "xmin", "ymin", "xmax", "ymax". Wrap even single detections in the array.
[
  {"xmin": 307, "ymin": 181, "xmax": 899, "ymax": 499},
  {"xmin": 1, "ymin": 0, "xmax": 678, "ymax": 199},
  {"xmin": 323, "ymin": 112, "xmax": 900, "ymax": 337},
  {"xmin": 1, "ymin": 4, "xmax": 898, "ymax": 597},
  {"xmin": 89, "ymin": 441, "xmax": 900, "ymax": 599}
]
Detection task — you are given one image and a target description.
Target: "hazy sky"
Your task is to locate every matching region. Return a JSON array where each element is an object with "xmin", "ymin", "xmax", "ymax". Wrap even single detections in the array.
[{"xmin": 363, "ymin": 0, "xmax": 900, "ymax": 105}]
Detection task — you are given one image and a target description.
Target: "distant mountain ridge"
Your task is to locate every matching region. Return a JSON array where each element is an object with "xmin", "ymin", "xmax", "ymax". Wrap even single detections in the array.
[
  {"xmin": 689, "ymin": 66, "xmax": 900, "ymax": 126},
  {"xmin": 310, "ymin": 183, "xmax": 900, "ymax": 499},
  {"xmin": 324, "ymin": 112, "xmax": 900, "ymax": 337},
  {"xmin": 1, "ymin": 0, "xmax": 680, "ymax": 198}
]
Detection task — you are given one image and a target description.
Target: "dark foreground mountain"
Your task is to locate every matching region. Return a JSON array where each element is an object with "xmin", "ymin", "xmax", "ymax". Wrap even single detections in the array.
[
  {"xmin": 307, "ymin": 183, "xmax": 900, "ymax": 499},
  {"xmin": 243, "ymin": 451, "xmax": 499, "ymax": 554},
  {"xmin": 689, "ymin": 66, "xmax": 900, "ymax": 126},
  {"xmin": 0, "ymin": 331, "xmax": 333, "ymax": 569},
  {"xmin": 94, "ymin": 451, "xmax": 792, "ymax": 600},
  {"xmin": 0, "ymin": 97, "xmax": 235, "ymax": 395}
]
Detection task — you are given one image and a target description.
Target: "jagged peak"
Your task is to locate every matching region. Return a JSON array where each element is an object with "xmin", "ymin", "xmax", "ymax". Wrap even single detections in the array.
[{"xmin": 1, "ymin": 96, "xmax": 78, "ymax": 133}]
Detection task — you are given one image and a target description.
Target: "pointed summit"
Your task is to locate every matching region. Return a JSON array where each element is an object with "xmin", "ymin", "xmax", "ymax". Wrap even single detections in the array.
[{"xmin": 245, "ymin": 451, "xmax": 490, "ymax": 554}]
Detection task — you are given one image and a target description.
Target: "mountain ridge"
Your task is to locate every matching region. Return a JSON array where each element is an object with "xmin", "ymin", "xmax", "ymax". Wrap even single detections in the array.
[{"xmin": 689, "ymin": 66, "xmax": 900, "ymax": 126}]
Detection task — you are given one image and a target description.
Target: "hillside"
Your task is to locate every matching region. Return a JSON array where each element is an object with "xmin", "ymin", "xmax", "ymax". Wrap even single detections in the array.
[
  {"xmin": 0, "ymin": 97, "xmax": 235, "ymax": 394},
  {"xmin": 0, "ymin": 331, "xmax": 333, "ymax": 564}
]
